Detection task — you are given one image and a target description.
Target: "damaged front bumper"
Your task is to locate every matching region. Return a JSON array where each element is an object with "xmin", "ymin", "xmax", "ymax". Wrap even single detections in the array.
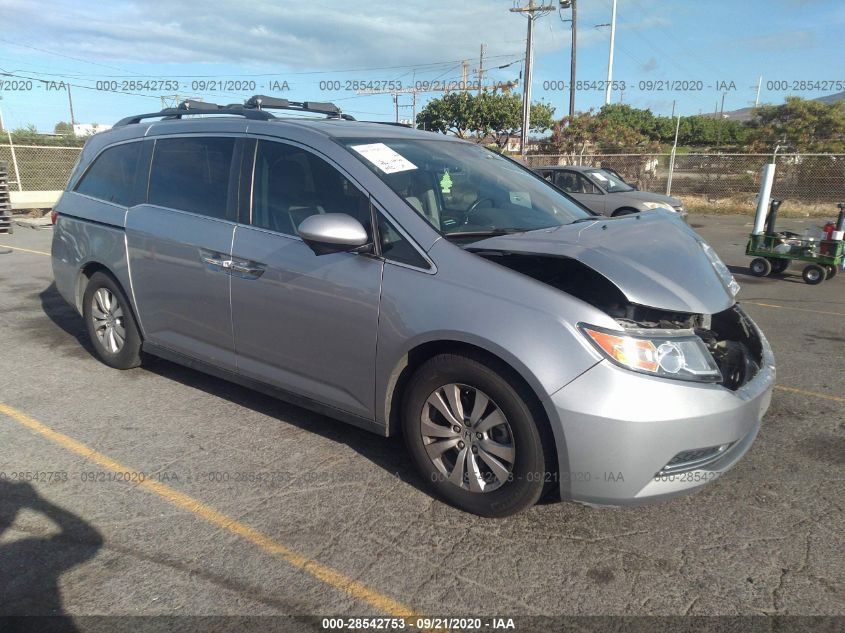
[{"xmin": 547, "ymin": 307, "xmax": 775, "ymax": 506}]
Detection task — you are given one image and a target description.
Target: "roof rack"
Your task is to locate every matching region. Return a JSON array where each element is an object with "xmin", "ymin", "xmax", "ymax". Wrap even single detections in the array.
[
  {"xmin": 115, "ymin": 95, "xmax": 355, "ymax": 127},
  {"xmin": 114, "ymin": 100, "xmax": 274, "ymax": 126},
  {"xmin": 244, "ymin": 95, "xmax": 355, "ymax": 120}
]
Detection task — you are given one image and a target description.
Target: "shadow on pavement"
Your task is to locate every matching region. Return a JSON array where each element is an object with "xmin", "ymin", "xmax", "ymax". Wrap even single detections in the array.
[{"xmin": 0, "ymin": 480, "xmax": 103, "ymax": 632}]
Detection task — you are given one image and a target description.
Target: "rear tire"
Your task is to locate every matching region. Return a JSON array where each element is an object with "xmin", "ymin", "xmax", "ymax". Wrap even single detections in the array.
[
  {"xmin": 802, "ymin": 264, "xmax": 826, "ymax": 285},
  {"xmin": 402, "ymin": 353, "xmax": 551, "ymax": 517},
  {"xmin": 769, "ymin": 258, "xmax": 789, "ymax": 275},
  {"xmin": 749, "ymin": 258, "xmax": 772, "ymax": 277},
  {"xmin": 824, "ymin": 265, "xmax": 838, "ymax": 280},
  {"xmin": 83, "ymin": 272, "xmax": 142, "ymax": 369}
]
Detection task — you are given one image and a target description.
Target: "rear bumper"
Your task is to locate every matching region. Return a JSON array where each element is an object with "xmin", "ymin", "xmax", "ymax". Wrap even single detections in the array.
[{"xmin": 548, "ymin": 318, "xmax": 775, "ymax": 506}]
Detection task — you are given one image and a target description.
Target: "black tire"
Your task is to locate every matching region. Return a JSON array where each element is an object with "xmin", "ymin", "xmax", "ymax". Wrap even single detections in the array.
[
  {"xmin": 402, "ymin": 353, "xmax": 552, "ymax": 517},
  {"xmin": 802, "ymin": 264, "xmax": 826, "ymax": 285},
  {"xmin": 82, "ymin": 271, "xmax": 142, "ymax": 369},
  {"xmin": 824, "ymin": 265, "xmax": 838, "ymax": 280},
  {"xmin": 749, "ymin": 257, "xmax": 772, "ymax": 277},
  {"xmin": 769, "ymin": 258, "xmax": 789, "ymax": 275},
  {"xmin": 612, "ymin": 207, "xmax": 639, "ymax": 217}
]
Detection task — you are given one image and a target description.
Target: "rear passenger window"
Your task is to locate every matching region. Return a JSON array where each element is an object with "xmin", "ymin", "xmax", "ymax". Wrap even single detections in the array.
[
  {"xmin": 75, "ymin": 141, "xmax": 143, "ymax": 206},
  {"xmin": 251, "ymin": 140, "xmax": 371, "ymax": 237},
  {"xmin": 149, "ymin": 137, "xmax": 235, "ymax": 219},
  {"xmin": 378, "ymin": 214, "xmax": 429, "ymax": 269}
]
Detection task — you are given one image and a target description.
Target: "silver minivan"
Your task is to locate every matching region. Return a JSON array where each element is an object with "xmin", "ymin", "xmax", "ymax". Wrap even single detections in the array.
[{"xmin": 52, "ymin": 97, "xmax": 774, "ymax": 517}]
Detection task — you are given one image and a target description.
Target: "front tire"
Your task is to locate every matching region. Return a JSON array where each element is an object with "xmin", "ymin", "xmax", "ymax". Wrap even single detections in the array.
[
  {"xmin": 402, "ymin": 353, "xmax": 550, "ymax": 517},
  {"xmin": 802, "ymin": 264, "xmax": 826, "ymax": 285},
  {"xmin": 83, "ymin": 271, "xmax": 142, "ymax": 369}
]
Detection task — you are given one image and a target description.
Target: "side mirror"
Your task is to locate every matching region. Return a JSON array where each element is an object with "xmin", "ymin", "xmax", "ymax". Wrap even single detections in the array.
[{"xmin": 298, "ymin": 213, "xmax": 371, "ymax": 256}]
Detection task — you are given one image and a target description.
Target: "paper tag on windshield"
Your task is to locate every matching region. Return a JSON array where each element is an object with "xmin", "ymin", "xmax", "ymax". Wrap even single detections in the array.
[{"xmin": 351, "ymin": 143, "xmax": 417, "ymax": 174}]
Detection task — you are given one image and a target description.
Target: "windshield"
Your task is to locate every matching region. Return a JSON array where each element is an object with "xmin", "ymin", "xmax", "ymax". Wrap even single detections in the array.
[
  {"xmin": 341, "ymin": 138, "xmax": 591, "ymax": 239},
  {"xmin": 585, "ymin": 168, "xmax": 634, "ymax": 193}
]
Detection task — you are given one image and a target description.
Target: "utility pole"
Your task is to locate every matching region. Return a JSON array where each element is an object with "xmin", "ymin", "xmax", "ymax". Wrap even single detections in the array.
[
  {"xmin": 461, "ymin": 60, "xmax": 469, "ymax": 87},
  {"xmin": 477, "ymin": 44, "xmax": 485, "ymax": 95},
  {"xmin": 604, "ymin": 0, "xmax": 617, "ymax": 105},
  {"xmin": 392, "ymin": 93, "xmax": 399, "ymax": 123},
  {"xmin": 559, "ymin": 1, "xmax": 577, "ymax": 117},
  {"xmin": 510, "ymin": 1, "xmax": 554, "ymax": 155},
  {"xmin": 66, "ymin": 84, "xmax": 76, "ymax": 128}
]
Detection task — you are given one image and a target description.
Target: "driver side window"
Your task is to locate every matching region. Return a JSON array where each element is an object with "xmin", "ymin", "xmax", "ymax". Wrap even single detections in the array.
[
  {"xmin": 555, "ymin": 171, "xmax": 599, "ymax": 194},
  {"xmin": 251, "ymin": 140, "xmax": 372, "ymax": 238}
]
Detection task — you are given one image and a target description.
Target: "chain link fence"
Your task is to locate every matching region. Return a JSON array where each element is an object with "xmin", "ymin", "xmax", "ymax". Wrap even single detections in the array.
[
  {"xmin": 1, "ymin": 144, "xmax": 843, "ymax": 207},
  {"xmin": 0, "ymin": 144, "xmax": 82, "ymax": 191},
  {"xmin": 525, "ymin": 153, "xmax": 845, "ymax": 203}
]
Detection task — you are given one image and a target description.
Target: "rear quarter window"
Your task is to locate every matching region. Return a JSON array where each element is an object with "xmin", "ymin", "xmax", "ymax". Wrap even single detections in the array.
[{"xmin": 74, "ymin": 141, "xmax": 144, "ymax": 206}]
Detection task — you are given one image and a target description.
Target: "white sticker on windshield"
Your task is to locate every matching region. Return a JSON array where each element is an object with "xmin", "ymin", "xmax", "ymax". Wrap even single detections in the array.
[{"xmin": 351, "ymin": 143, "xmax": 417, "ymax": 174}]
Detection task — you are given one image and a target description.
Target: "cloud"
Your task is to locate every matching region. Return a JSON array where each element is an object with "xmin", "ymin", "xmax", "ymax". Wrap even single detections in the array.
[
  {"xmin": 0, "ymin": 0, "xmax": 674, "ymax": 74},
  {"xmin": 641, "ymin": 57, "xmax": 658, "ymax": 73}
]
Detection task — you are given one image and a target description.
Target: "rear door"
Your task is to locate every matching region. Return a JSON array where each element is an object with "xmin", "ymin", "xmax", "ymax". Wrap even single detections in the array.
[
  {"xmin": 553, "ymin": 170, "xmax": 607, "ymax": 214},
  {"xmin": 230, "ymin": 138, "xmax": 383, "ymax": 419},
  {"xmin": 126, "ymin": 134, "xmax": 247, "ymax": 370}
]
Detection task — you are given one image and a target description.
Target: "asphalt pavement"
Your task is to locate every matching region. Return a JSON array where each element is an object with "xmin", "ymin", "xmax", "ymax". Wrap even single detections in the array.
[{"xmin": 0, "ymin": 215, "xmax": 842, "ymax": 630}]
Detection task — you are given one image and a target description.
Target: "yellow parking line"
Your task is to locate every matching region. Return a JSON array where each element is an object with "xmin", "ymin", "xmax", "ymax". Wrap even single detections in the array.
[
  {"xmin": 745, "ymin": 301, "xmax": 845, "ymax": 318},
  {"xmin": 0, "ymin": 243, "xmax": 51, "ymax": 257},
  {"xmin": 775, "ymin": 385, "xmax": 845, "ymax": 403},
  {"xmin": 0, "ymin": 400, "xmax": 418, "ymax": 620}
]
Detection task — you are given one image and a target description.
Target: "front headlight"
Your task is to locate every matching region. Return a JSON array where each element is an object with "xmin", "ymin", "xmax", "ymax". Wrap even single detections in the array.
[
  {"xmin": 580, "ymin": 324, "xmax": 722, "ymax": 382},
  {"xmin": 643, "ymin": 201, "xmax": 675, "ymax": 211},
  {"xmin": 700, "ymin": 242, "xmax": 741, "ymax": 297}
]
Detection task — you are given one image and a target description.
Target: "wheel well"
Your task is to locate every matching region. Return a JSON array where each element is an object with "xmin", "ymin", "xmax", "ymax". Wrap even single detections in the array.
[
  {"xmin": 387, "ymin": 340, "xmax": 559, "ymax": 480},
  {"xmin": 76, "ymin": 262, "xmax": 112, "ymax": 312},
  {"xmin": 611, "ymin": 206, "xmax": 639, "ymax": 217}
]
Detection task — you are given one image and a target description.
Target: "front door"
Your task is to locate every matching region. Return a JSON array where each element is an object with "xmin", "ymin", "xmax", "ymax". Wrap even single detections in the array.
[
  {"xmin": 554, "ymin": 170, "xmax": 607, "ymax": 214},
  {"xmin": 230, "ymin": 139, "xmax": 383, "ymax": 418}
]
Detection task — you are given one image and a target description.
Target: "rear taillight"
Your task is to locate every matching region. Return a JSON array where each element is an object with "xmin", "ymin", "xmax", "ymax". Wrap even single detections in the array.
[{"xmin": 50, "ymin": 210, "xmax": 58, "ymax": 225}]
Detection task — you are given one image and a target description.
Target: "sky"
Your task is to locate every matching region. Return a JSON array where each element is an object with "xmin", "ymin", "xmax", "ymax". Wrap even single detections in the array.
[{"xmin": 0, "ymin": 0, "xmax": 842, "ymax": 132}]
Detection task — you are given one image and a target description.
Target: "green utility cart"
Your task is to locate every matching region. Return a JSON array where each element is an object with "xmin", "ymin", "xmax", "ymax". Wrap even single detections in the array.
[{"xmin": 747, "ymin": 199, "xmax": 844, "ymax": 285}]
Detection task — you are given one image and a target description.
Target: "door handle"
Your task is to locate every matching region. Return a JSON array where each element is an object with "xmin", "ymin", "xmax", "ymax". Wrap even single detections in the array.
[{"xmin": 228, "ymin": 258, "xmax": 265, "ymax": 278}]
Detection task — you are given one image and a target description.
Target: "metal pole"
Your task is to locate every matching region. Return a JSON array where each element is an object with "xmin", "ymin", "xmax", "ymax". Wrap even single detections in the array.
[
  {"xmin": 67, "ymin": 84, "xmax": 76, "ymax": 127},
  {"xmin": 393, "ymin": 93, "xmax": 399, "ymax": 123},
  {"xmin": 0, "ymin": 104, "xmax": 22, "ymax": 192},
  {"xmin": 569, "ymin": 0, "xmax": 577, "ymax": 117},
  {"xmin": 666, "ymin": 114, "xmax": 681, "ymax": 196},
  {"xmin": 521, "ymin": 0, "xmax": 535, "ymax": 155},
  {"xmin": 604, "ymin": 0, "xmax": 617, "ymax": 105},
  {"xmin": 477, "ymin": 44, "xmax": 485, "ymax": 95}
]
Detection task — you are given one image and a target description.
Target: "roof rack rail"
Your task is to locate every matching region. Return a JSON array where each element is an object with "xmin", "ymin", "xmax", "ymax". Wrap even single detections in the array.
[
  {"xmin": 244, "ymin": 95, "xmax": 355, "ymax": 120},
  {"xmin": 114, "ymin": 100, "xmax": 274, "ymax": 127}
]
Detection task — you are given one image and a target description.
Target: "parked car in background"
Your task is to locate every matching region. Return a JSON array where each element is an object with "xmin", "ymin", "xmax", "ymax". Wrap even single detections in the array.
[
  {"xmin": 52, "ymin": 97, "xmax": 771, "ymax": 517},
  {"xmin": 536, "ymin": 165, "xmax": 686, "ymax": 218}
]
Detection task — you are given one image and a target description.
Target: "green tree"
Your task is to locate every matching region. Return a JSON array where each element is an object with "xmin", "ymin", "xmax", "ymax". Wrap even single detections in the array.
[
  {"xmin": 416, "ymin": 92, "xmax": 555, "ymax": 147},
  {"xmin": 54, "ymin": 121, "xmax": 74, "ymax": 135},
  {"xmin": 746, "ymin": 96, "xmax": 845, "ymax": 153}
]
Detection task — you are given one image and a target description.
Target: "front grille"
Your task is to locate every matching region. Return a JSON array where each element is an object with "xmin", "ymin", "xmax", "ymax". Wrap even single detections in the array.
[
  {"xmin": 658, "ymin": 443, "xmax": 734, "ymax": 475},
  {"xmin": 696, "ymin": 306, "xmax": 763, "ymax": 391}
]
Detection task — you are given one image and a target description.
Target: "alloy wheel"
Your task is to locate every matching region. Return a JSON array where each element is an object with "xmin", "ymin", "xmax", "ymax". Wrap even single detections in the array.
[
  {"xmin": 91, "ymin": 287, "xmax": 126, "ymax": 353},
  {"xmin": 420, "ymin": 383, "xmax": 515, "ymax": 492}
]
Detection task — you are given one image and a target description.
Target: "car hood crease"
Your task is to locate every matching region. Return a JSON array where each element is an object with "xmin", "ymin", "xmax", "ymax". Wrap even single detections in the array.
[{"xmin": 468, "ymin": 212, "xmax": 734, "ymax": 315}]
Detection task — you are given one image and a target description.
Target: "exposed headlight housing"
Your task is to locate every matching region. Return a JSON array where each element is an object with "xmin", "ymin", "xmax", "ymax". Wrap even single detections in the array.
[
  {"xmin": 642, "ymin": 201, "xmax": 675, "ymax": 211},
  {"xmin": 700, "ymin": 242, "xmax": 741, "ymax": 297},
  {"xmin": 580, "ymin": 325, "xmax": 722, "ymax": 382}
]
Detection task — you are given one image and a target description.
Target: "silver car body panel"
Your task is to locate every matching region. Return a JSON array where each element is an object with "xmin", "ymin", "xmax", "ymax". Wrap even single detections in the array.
[
  {"xmin": 470, "ymin": 211, "xmax": 734, "ymax": 315},
  {"xmin": 52, "ymin": 116, "xmax": 774, "ymax": 506}
]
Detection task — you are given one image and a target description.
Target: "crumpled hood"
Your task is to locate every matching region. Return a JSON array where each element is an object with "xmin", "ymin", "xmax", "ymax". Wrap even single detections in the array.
[{"xmin": 468, "ymin": 211, "xmax": 734, "ymax": 315}]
